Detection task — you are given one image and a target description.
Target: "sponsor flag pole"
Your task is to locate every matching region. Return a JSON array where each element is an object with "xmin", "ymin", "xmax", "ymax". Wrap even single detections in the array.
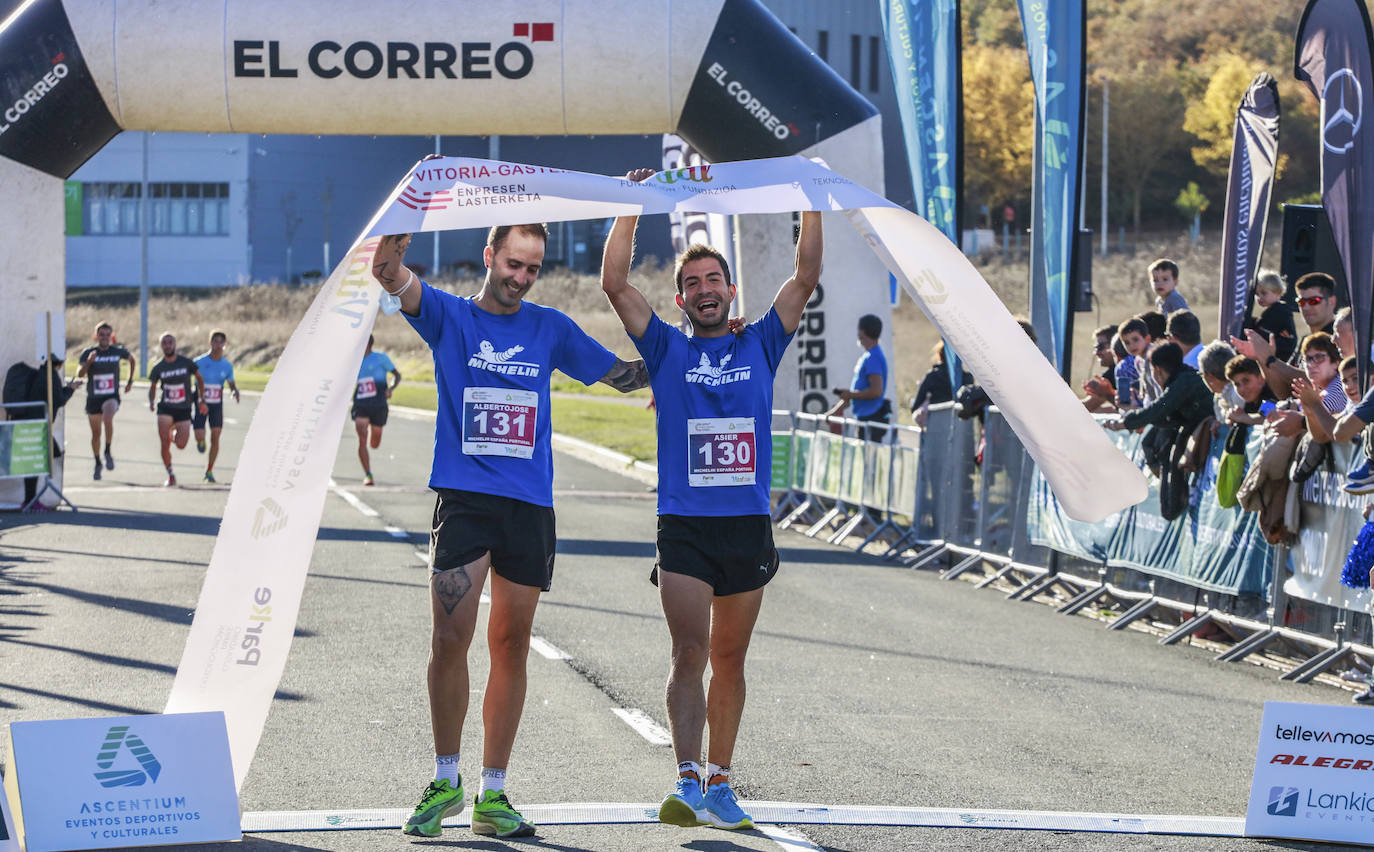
[
  {"xmin": 1218, "ymin": 73, "xmax": 1281, "ymax": 343},
  {"xmin": 881, "ymin": 0, "xmax": 964, "ymax": 387},
  {"xmin": 1296, "ymin": 0, "xmax": 1374, "ymax": 387},
  {"xmin": 1016, "ymin": 0, "xmax": 1087, "ymax": 378}
]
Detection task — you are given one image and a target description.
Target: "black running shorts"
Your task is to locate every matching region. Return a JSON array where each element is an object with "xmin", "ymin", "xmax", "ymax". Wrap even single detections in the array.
[
  {"xmin": 653, "ymin": 514, "xmax": 779, "ymax": 596},
  {"xmin": 192, "ymin": 403, "xmax": 223, "ymax": 430},
  {"xmin": 429, "ymin": 488, "xmax": 556, "ymax": 590},
  {"xmin": 85, "ymin": 394, "xmax": 118, "ymax": 416},
  {"xmin": 156, "ymin": 403, "xmax": 192, "ymax": 423},
  {"xmin": 351, "ymin": 400, "xmax": 389, "ymax": 427}
]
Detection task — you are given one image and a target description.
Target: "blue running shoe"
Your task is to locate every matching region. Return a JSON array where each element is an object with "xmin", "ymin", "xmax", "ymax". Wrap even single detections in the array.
[
  {"xmin": 703, "ymin": 781, "xmax": 753, "ymax": 830},
  {"xmin": 658, "ymin": 776, "xmax": 707, "ymax": 827},
  {"xmin": 1347, "ymin": 458, "xmax": 1374, "ymax": 495}
]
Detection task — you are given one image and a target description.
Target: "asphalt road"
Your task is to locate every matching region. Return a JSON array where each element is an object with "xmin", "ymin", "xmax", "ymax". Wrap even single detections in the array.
[{"xmin": 0, "ymin": 395, "xmax": 1360, "ymax": 851}]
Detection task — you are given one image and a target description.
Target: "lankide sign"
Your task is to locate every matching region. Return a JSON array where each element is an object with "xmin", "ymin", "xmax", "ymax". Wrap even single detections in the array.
[{"xmin": 1246, "ymin": 701, "xmax": 1374, "ymax": 844}]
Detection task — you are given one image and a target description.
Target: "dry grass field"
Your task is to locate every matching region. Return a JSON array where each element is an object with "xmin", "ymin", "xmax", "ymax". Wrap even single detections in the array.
[{"xmin": 66, "ymin": 228, "xmax": 1270, "ymax": 417}]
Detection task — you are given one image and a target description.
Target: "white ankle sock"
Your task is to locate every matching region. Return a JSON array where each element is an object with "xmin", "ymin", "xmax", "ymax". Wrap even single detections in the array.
[
  {"xmin": 434, "ymin": 753, "xmax": 459, "ymax": 786},
  {"xmin": 480, "ymin": 767, "xmax": 506, "ymax": 795},
  {"xmin": 706, "ymin": 762, "xmax": 730, "ymax": 786}
]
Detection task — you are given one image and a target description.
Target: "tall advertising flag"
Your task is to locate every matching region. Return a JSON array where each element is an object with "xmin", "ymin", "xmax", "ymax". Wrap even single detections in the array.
[
  {"xmin": 1017, "ymin": 0, "xmax": 1087, "ymax": 374},
  {"xmin": 1297, "ymin": 0, "xmax": 1374, "ymax": 386},
  {"xmin": 881, "ymin": 0, "xmax": 963, "ymax": 383},
  {"xmin": 1218, "ymin": 74, "xmax": 1281, "ymax": 342}
]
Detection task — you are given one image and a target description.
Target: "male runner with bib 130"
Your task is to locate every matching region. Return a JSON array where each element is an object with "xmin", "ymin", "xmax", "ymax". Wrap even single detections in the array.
[
  {"xmin": 371, "ymin": 223, "xmax": 648, "ymax": 839},
  {"xmin": 148, "ymin": 333, "xmax": 203, "ymax": 487},
  {"xmin": 601, "ymin": 169, "xmax": 823, "ymax": 831},
  {"xmin": 193, "ymin": 329, "xmax": 240, "ymax": 483}
]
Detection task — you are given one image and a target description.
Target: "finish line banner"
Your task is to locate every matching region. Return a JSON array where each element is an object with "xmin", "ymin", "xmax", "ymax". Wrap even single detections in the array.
[{"xmin": 167, "ymin": 155, "xmax": 1147, "ymax": 791}]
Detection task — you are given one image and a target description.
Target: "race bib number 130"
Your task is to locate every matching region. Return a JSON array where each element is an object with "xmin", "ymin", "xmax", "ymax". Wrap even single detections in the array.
[
  {"xmin": 688, "ymin": 417, "xmax": 756, "ymax": 487},
  {"xmin": 462, "ymin": 388, "xmax": 538, "ymax": 459}
]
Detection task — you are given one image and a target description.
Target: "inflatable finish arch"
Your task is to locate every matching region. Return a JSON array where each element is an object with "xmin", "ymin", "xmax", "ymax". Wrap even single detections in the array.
[{"xmin": 0, "ymin": 0, "xmax": 892, "ymax": 415}]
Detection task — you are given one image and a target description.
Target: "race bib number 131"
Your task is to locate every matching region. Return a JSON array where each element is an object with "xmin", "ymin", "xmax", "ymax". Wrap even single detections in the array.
[
  {"xmin": 462, "ymin": 387, "xmax": 538, "ymax": 459},
  {"xmin": 688, "ymin": 417, "xmax": 756, "ymax": 487}
]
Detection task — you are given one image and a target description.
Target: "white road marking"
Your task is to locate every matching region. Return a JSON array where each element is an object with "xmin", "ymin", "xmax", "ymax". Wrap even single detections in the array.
[
  {"xmin": 758, "ymin": 824, "xmax": 824, "ymax": 851},
  {"xmin": 383, "ymin": 524, "xmax": 408, "ymax": 539},
  {"xmin": 611, "ymin": 708, "xmax": 672, "ymax": 746},
  {"xmin": 413, "ymin": 550, "xmax": 429, "ymax": 565},
  {"xmin": 330, "ymin": 483, "xmax": 378, "ymax": 517},
  {"xmin": 529, "ymin": 636, "xmax": 571, "ymax": 660}
]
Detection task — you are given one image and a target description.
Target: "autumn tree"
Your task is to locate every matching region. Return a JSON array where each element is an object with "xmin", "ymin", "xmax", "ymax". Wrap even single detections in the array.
[{"xmin": 961, "ymin": 43, "xmax": 1035, "ymax": 219}]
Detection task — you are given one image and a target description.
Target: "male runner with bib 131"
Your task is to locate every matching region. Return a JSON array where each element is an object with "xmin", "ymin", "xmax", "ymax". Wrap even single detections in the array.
[
  {"xmin": 77, "ymin": 322, "xmax": 135, "ymax": 480},
  {"xmin": 148, "ymin": 333, "xmax": 203, "ymax": 487},
  {"xmin": 371, "ymin": 224, "xmax": 649, "ymax": 839},
  {"xmin": 602, "ymin": 169, "xmax": 823, "ymax": 831},
  {"xmin": 352, "ymin": 334, "xmax": 401, "ymax": 486},
  {"xmin": 193, "ymin": 329, "xmax": 240, "ymax": 483}
]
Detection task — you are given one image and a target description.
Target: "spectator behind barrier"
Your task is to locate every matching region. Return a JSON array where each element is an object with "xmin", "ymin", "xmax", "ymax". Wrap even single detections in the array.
[
  {"xmin": 1166, "ymin": 310, "xmax": 1204, "ymax": 369},
  {"xmin": 827, "ymin": 314, "xmax": 891, "ymax": 442},
  {"xmin": 1112, "ymin": 332, "xmax": 1139, "ymax": 409},
  {"xmin": 4, "ymin": 353, "xmax": 77, "ymax": 508},
  {"xmin": 1199, "ymin": 341, "xmax": 1241, "ymax": 426},
  {"xmin": 1106, "ymin": 343, "xmax": 1212, "ymax": 436},
  {"xmin": 1224, "ymin": 356, "xmax": 1277, "ymax": 426},
  {"xmin": 1081, "ymin": 324, "xmax": 1119, "ymax": 413},
  {"xmin": 1119, "ymin": 316, "xmax": 1160, "ymax": 407},
  {"xmin": 1251, "ymin": 269, "xmax": 1297, "ymax": 362},
  {"xmin": 1106, "ymin": 342, "xmax": 1211, "ymax": 519},
  {"xmin": 910, "ymin": 341, "xmax": 972, "ymax": 430}
]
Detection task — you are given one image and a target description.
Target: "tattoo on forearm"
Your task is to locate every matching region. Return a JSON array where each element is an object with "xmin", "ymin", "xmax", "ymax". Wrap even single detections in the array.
[
  {"xmin": 600, "ymin": 358, "xmax": 650, "ymax": 393},
  {"xmin": 434, "ymin": 566, "xmax": 473, "ymax": 615}
]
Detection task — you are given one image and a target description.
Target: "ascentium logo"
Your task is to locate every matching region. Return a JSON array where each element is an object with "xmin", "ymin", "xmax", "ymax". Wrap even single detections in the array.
[
  {"xmin": 251, "ymin": 497, "xmax": 288, "ymax": 539},
  {"xmin": 93, "ymin": 726, "xmax": 162, "ymax": 787}
]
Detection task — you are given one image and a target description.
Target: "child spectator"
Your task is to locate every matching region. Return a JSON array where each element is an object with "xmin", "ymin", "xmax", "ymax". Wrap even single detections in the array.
[
  {"xmin": 1150, "ymin": 258, "xmax": 1190, "ymax": 314},
  {"xmin": 1120, "ymin": 316, "xmax": 1162, "ymax": 406},
  {"xmin": 1252, "ymin": 269, "xmax": 1297, "ymax": 362},
  {"xmin": 1166, "ymin": 310, "xmax": 1204, "ymax": 368},
  {"xmin": 1112, "ymin": 333, "xmax": 1139, "ymax": 409}
]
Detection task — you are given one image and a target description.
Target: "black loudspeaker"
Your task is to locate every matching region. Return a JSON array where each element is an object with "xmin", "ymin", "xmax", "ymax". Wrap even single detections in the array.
[
  {"xmin": 1072, "ymin": 229, "xmax": 1094, "ymax": 312},
  {"xmin": 1280, "ymin": 203, "xmax": 1349, "ymax": 309}
]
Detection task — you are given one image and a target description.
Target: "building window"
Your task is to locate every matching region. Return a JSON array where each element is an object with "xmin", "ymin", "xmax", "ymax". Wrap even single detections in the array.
[
  {"xmin": 817, "ymin": 30, "xmax": 828, "ymax": 62},
  {"xmin": 80, "ymin": 181, "xmax": 230, "ymax": 236},
  {"xmin": 850, "ymin": 34, "xmax": 862, "ymax": 89},
  {"xmin": 869, "ymin": 36, "xmax": 881, "ymax": 93}
]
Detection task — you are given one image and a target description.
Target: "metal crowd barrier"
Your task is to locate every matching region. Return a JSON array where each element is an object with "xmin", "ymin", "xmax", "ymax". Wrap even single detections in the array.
[{"xmin": 768, "ymin": 404, "xmax": 1374, "ymax": 693}]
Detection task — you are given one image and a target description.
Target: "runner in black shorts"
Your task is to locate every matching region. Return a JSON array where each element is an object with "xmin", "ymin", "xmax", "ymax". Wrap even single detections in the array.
[
  {"xmin": 351, "ymin": 334, "xmax": 400, "ymax": 486},
  {"xmin": 601, "ymin": 170, "xmax": 822, "ymax": 831},
  {"xmin": 147, "ymin": 332, "xmax": 203, "ymax": 487},
  {"xmin": 372, "ymin": 224, "xmax": 647, "ymax": 840},
  {"xmin": 76, "ymin": 321, "xmax": 135, "ymax": 480}
]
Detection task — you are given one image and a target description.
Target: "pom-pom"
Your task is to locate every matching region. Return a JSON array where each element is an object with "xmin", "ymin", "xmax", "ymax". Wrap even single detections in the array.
[{"xmin": 1340, "ymin": 520, "xmax": 1374, "ymax": 589}]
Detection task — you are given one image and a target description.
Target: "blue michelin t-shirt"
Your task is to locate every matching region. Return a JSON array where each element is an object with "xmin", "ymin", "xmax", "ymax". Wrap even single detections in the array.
[
  {"xmin": 354, "ymin": 351, "xmax": 395, "ymax": 404},
  {"xmin": 194, "ymin": 353, "xmax": 236, "ymax": 405},
  {"xmin": 634, "ymin": 308, "xmax": 795, "ymax": 517},
  {"xmin": 849, "ymin": 345, "xmax": 888, "ymax": 419},
  {"xmin": 405, "ymin": 281, "xmax": 615, "ymax": 507}
]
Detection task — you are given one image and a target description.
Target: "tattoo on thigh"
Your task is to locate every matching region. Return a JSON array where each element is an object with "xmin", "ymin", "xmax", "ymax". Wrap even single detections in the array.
[{"xmin": 434, "ymin": 566, "xmax": 473, "ymax": 615}]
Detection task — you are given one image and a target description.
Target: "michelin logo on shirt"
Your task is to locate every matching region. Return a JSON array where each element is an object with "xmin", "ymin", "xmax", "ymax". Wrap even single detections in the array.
[
  {"xmin": 469, "ymin": 340, "xmax": 540, "ymax": 377},
  {"xmin": 686, "ymin": 352, "xmax": 751, "ymax": 386}
]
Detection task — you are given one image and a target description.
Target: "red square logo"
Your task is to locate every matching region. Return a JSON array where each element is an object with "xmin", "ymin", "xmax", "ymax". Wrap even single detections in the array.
[
  {"xmin": 513, "ymin": 23, "xmax": 529, "ymax": 37},
  {"xmin": 531, "ymin": 22, "xmax": 554, "ymax": 42}
]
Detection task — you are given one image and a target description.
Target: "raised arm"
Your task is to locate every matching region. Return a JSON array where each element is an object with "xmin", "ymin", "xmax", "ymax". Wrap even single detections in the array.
[
  {"xmin": 372, "ymin": 233, "xmax": 422, "ymax": 317},
  {"xmin": 771, "ymin": 211, "xmax": 823, "ymax": 334},
  {"xmin": 601, "ymin": 169, "xmax": 656, "ymax": 339}
]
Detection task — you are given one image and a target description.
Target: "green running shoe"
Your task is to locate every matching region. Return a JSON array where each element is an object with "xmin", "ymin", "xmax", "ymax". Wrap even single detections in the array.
[
  {"xmin": 402, "ymin": 778, "xmax": 464, "ymax": 838},
  {"xmin": 471, "ymin": 789, "xmax": 536, "ymax": 838}
]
